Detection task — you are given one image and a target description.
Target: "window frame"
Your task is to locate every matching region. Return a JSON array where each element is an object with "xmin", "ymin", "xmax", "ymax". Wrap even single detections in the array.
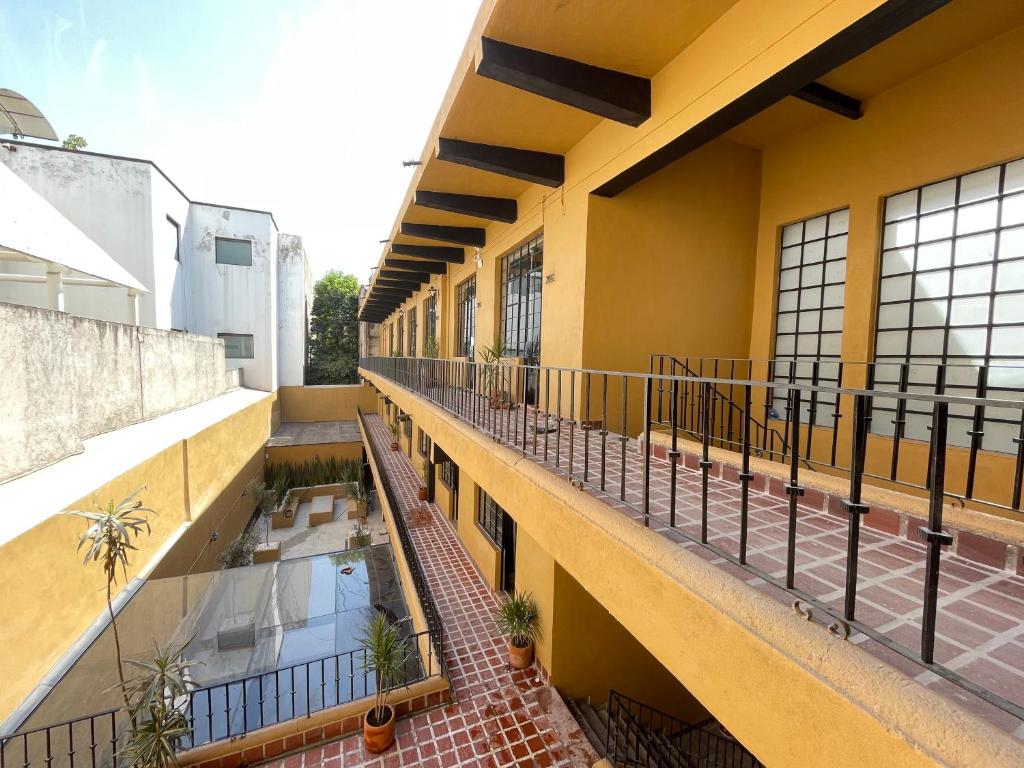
[
  {"xmin": 455, "ymin": 276, "xmax": 477, "ymax": 359},
  {"xmin": 500, "ymin": 233, "xmax": 544, "ymax": 360},
  {"xmin": 424, "ymin": 292, "xmax": 438, "ymax": 349},
  {"xmin": 476, "ymin": 488, "xmax": 505, "ymax": 548},
  {"xmin": 408, "ymin": 307, "xmax": 417, "ymax": 358},
  {"xmin": 418, "ymin": 427, "xmax": 430, "ymax": 457},
  {"xmin": 214, "ymin": 236, "xmax": 253, "ymax": 266},
  {"xmin": 218, "ymin": 332, "xmax": 254, "ymax": 359}
]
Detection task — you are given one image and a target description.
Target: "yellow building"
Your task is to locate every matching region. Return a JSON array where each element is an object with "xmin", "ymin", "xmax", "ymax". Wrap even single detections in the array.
[{"xmin": 358, "ymin": 0, "xmax": 1024, "ymax": 765}]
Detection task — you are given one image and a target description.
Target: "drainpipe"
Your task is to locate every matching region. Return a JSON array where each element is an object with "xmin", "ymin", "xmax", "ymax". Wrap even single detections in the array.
[{"xmin": 45, "ymin": 262, "xmax": 64, "ymax": 311}]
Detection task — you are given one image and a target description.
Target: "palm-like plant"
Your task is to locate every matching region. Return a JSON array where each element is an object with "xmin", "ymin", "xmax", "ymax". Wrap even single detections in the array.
[
  {"xmin": 66, "ymin": 487, "xmax": 154, "ymax": 706},
  {"xmin": 359, "ymin": 613, "xmax": 410, "ymax": 727},
  {"xmin": 119, "ymin": 640, "xmax": 195, "ymax": 768},
  {"xmin": 478, "ymin": 337, "xmax": 508, "ymax": 404},
  {"xmin": 495, "ymin": 591, "xmax": 540, "ymax": 648},
  {"xmin": 249, "ymin": 482, "xmax": 276, "ymax": 545}
]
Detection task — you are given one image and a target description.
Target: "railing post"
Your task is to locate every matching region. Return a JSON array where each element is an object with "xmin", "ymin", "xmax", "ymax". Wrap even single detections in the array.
[
  {"xmin": 964, "ymin": 365, "xmax": 987, "ymax": 500},
  {"xmin": 784, "ymin": 387, "xmax": 804, "ymax": 589},
  {"xmin": 668, "ymin": 378, "xmax": 680, "ymax": 528},
  {"xmin": 739, "ymin": 384, "xmax": 753, "ymax": 564},
  {"xmin": 642, "ymin": 376, "xmax": 653, "ymax": 529},
  {"xmin": 843, "ymin": 394, "xmax": 870, "ymax": 621},
  {"xmin": 700, "ymin": 382, "xmax": 712, "ymax": 544},
  {"xmin": 920, "ymin": 399, "xmax": 953, "ymax": 664},
  {"xmin": 583, "ymin": 372, "xmax": 592, "ymax": 483}
]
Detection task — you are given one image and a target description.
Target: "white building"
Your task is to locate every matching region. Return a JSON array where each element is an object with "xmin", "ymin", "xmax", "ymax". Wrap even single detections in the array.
[{"xmin": 0, "ymin": 141, "xmax": 311, "ymax": 391}]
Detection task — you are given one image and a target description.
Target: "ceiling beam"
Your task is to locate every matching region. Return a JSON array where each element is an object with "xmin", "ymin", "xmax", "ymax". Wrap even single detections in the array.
[
  {"xmin": 438, "ymin": 138, "xmax": 564, "ymax": 188},
  {"xmin": 592, "ymin": 0, "xmax": 951, "ymax": 197},
  {"xmin": 379, "ymin": 268, "xmax": 430, "ymax": 283},
  {"xmin": 399, "ymin": 223, "xmax": 483, "ymax": 248},
  {"xmin": 392, "ymin": 242, "xmax": 466, "ymax": 262},
  {"xmin": 384, "ymin": 257, "xmax": 449, "ymax": 275},
  {"xmin": 794, "ymin": 81, "xmax": 862, "ymax": 120},
  {"xmin": 414, "ymin": 190, "xmax": 517, "ymax": 223},
  {"xmin": 375, "ymin": 278, "xmax": 421, "ymax": 290},
  {"xmin": 370, "ymin": 288, "xmax": 412, "ymax": 298},
  {"xmin": 477, "ymin": 36, "xmax": 650, "ymax": 127}
]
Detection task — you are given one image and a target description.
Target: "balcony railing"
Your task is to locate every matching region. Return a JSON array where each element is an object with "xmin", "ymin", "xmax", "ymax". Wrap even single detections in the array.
[{"xmin": 359, "ymin": 355, "xmax": 1024, "ymax": 725}]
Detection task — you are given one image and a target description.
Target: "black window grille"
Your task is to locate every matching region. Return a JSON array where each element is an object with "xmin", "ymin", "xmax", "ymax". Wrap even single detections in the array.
[
  {"xmin": 408, "ymin": 307, "xmax": 417, "ymax": 358},
  {"xmin": 456, "ymin": 276, "xmax": 477, "ymax": 358},
  {"xmin": 418, "ymin": 428, "xmax": 430, "ymax": 456},
  {"xmin": 500, "ymin": 234, "xmax": 544, "ymax": 361},
  {"xmin": 872, "ymin": 157, "xmax": 1024, "ymax": 452},
  {"xmin": 772, "ymin": 208, "xmax": 849, "ymax": 424},
  {"xmin": 424, "ymin": 293, "xmax": 438, "ymax": 350},
  {"xmin": 397, "ymin": 315, "xmax": 405, "ymax": 357},
  {"xmin": 477, "ymin": 489, "xmax": 505, "ymax": 546}
]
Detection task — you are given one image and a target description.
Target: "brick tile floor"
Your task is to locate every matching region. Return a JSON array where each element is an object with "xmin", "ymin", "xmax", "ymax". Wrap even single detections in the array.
[
  {"xmin": 407, "ymin": 385, "xmax": 1024, "ymax": 738},
  {"xmin": 262, "ymin": 414, "xmax": 598, "ymax": 768}
]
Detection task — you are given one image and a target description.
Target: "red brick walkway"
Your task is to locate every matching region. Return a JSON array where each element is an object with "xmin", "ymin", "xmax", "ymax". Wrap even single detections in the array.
[{"xmin": 262, "ymin": 413, "xmax": 598, "ymax": 768}]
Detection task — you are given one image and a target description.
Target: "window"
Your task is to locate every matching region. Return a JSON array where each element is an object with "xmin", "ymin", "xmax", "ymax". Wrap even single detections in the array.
[
  {"xmin": 403, "ymin": 414, "xmax": 412, "ymax": 438},
  {"xmin": 397, "ymin": 315, "xmax": 405, "ymax": 357},
  {"xmin": 418, "ymin": 428, "xmax": 430, "ymax": 456},
  {"xmin": 501, "ymin": 234, "xmax": 544, "ymax": 361},
  {"xmin": 477, "ymin": 489, "xmax": 506, "ymax": 547},
  {"xmin": 872, "ymin": 157, "xmax": 1024, "ymax": 452},
  {"xmin": 167, "ymin": 216, "xmax": 181, "ymax": 262},
  {"xmin": 456, "ymin": 276, "xmax": 477, "ymax": 358},
  {"xmin": 424, "ymin": 292, "xmax": 438, "ymax": 350},
  {"xmin": 215, "ymin": 237, "xmax": 252, "ymax": 266},
  {"xmin": 438, "ymin": 449, "xmax": 457, "ymax": 489},
  {"xmin": 408, "ymin": 307, "xmax": 417, "ymax": 358},
  {"xmin": 218, "ymin": 333, "xmax": 254, "ymax": 359},
  {"xmin": 772, "ymin": 209, "xmax": 849, "ymax": 425}
]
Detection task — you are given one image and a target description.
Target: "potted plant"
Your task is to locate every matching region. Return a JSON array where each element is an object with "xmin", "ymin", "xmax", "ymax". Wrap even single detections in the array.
[
  {"xmin": 478, "ymin": 337, "xmax": 508, "ymax": 409},
  {"xmin": 418, "ymin": 457, "xmax": 429, "ymax": 501},
  {"xmin": 495, "ymin": 591, "xmax": 540, "ymax": 670},
  {"xmin": 359, "ymin": 613, "xmax": 410, "ymax": 753},
  {"xmin": 349, "ymin": 522, "xmax": 372, "ymax": 549},
  {"xmin": 354, "ymin": 483, "xmax": 369, "ymax": 519},
  {"xmin": 389, "ymin": 422, "xmax": 400, "ymax": 451},
  {"xmin": 423, "ymin": 335, "xmax": 439, "ymax": 359}
]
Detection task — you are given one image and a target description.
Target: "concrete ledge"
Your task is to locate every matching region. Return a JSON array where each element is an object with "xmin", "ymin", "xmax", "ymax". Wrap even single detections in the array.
[{"xmin": 362, "ymin": 368, "xmax": 1024, "ymax": 768}]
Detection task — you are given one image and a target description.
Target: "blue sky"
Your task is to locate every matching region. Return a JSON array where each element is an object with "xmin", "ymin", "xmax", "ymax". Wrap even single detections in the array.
[{"xmin": 0, "ymin": 0, "xmax": 480, "ymax": 280}]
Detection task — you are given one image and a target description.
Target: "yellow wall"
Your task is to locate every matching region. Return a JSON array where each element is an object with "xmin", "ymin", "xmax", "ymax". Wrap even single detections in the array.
[
  {"xmin": 512, "ymin": 525, "xmax": 555, "ymax": 673},
  {"xmin": 0, "ymin": 394, "xmax": 275, "ymax": 723},
  {"xmin": 278, "ymin": 384, "xmax": 377, "ymax": 422},
  {"xmin": 265, "ymin": 442, "xmax": 363, "ymax": 466},
  {"xmin": 363, "ymin": 370, "xmax": 1024, "ymax": 767},
  {"xmin": 455, "ymin": 478, "xmax": 501, "ymax": 590}
]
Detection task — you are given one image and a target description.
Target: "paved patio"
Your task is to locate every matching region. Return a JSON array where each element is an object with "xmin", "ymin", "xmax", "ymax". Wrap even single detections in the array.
[
  {"xmin": 261, "ymin": 413, "xmax": 598, "ymax": 767},
  {"xmin": 268, "ymin": 421, "xmax": 362, "ymax": 447}
]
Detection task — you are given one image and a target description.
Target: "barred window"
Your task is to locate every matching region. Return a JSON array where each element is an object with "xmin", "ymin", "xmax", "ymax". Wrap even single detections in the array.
[
  {"xmin": 456, "ymin": 276, "xmax": 477, "ymax": 358},
  {"xmin": 424, "ymin": 293, "xmax": 437, "ymax": 352},
  {"xmin": 436, "ymin": 446, "xmax": 457, "ymax": 489},
  {"xmin": 418, "ymin": 428, "xmax": 430, "ymax": 456},
  {"xmin": 388, "ymin": 323, "xmax": 394, "ymax": 356},
  {"xmin": 397, "ymin": 315, "xmax": 405, "ymax": 357},
  {"xmin": 408, "ymin": 307, "xmax": 417, "ymax": 358},
  {"xmin": 477, "ymin": 489, "xmax": 506, "ymax": 546},
  {"xmin": 402, "ymin": 413, "xmax": 412, "ymax": 438},
  {"xmin": 772, "ymin": 209, "xmax": 848, "ymax": 425},
  {"xmin": 872, "ymin": 157, "xmax": 1024, "ymax": 452},
  {"xmin": 500, "ymin": 234, "xmax": 543, "ymax": 360}
]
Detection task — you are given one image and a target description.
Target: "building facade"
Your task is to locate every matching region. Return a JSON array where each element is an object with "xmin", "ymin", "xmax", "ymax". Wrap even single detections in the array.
[
  {"xmin": 0, "ymin": 142, "xmax": 311, "ymax": 391},
  {"xmin": 357, "ymin": 1, "xmax": 1024, "ymax": 765}
]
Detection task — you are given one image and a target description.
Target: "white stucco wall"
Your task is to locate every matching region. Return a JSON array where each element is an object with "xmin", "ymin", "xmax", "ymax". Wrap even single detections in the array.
[
  {"xmin": 276, "ymin": 233, "xmax": 310, "ymax": 386},
  {"xmin": 183, "ymin": 205, "xmax": 278, "ymax": 392}
]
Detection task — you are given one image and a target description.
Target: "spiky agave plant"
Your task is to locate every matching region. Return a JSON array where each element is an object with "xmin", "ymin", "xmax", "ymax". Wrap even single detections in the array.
[
  {"xmin": 359, "ymin": 613, "xmax": 410, "ymax": 727},
  {"xmin": 495, "ymin": 591, "xmax": 540, "ymax": 648},
  {"xmin": 66, "ymin": 487, "xmax": 154, "ymax": 707},
  {"xmin": 119, "ymin": 639, "xmax": 196, "ymax": 768}
]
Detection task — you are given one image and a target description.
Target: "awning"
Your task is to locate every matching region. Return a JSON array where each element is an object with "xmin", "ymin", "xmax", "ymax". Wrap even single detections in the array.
[
  {"xmin": 0, "ymin": 159, "xmax": 148, "ymax": 292},
  {"xmin": 0, "ymin": 89, "xmax": 58, "ymax": 141}
]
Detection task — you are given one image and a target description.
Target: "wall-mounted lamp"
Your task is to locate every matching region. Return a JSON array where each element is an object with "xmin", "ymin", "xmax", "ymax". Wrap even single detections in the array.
[
  {"xmin": 545, "ymin": 273, "xmax": 555, "ymax": 284},
  {"xmin": 474, "ymin": 248, "xmax": 483, "ymax": 269},
  {"xmin": 427, "ymin": 285, "xmax": 438, "ymax": 298},
  {"xmin": 399, "ymin": 307, "xmax": 405, "ymax": 316}
]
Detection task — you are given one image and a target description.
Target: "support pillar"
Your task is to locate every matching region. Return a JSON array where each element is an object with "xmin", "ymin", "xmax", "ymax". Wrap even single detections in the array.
[{"xmin": 127, "ymin": 289, "xmax": 140, "ymax": 325}]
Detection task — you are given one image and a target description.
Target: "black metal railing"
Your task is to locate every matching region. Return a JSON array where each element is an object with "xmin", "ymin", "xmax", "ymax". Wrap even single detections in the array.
[
  {"xmin": 359, "ymin": 355, "xmax": 1024, "ymax": 723},
  {"xmin": 357, "ymin": 406, "xmax": 446, "ymax": 673},
  {"xmin": 606, "ymin": 690, "xmax": 764, "ymax": 768}
]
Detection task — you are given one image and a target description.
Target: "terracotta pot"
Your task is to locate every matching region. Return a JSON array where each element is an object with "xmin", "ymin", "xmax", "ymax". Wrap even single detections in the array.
[
  {"xmin": 508, "ymin": 639, "xmax": 534, "ymax": 670},
  {"xmin": 363, "ymin": 705, "xmax": 396, "ymax": 753},
  {"xmin": 390, "ymin": 441, "xmax": 399, "ymax": 451},
  {"xmin": 418, "ymin": 487, "xmax": 428, "ymax": 501}
]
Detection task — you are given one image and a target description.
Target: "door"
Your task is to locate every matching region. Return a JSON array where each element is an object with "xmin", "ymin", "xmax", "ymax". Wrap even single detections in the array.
[{"xmin": 500, "ymin": 516, "xmax": 517, "ymax": 593}]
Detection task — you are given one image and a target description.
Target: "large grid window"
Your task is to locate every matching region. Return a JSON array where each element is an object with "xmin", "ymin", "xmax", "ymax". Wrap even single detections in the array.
[
  {"xmin": 477, "ymin": 489, "xmax": 506, "ymax": 547},
  {"xmin": 424, "ymin": 293, "xmax": 437, "ymax": 351},
  {"xmin": 408, "ymin": 307, "xmax": 417, "ymax": 358},
  {"xmin": 500, "ymin": 234, "xmax": 543, "ymax": 360},
  {"xmin": 772, "ymin": 209, "xmax": 849, "ymax": 424},
  {"xmin": 873, "ymin": 158, "xmax": 1024, "ymax": 452},
  {"xmin": 456, "ymin": 276, "xmax": 477, "ymax": 358},
  {"xmin": 397, "ymin": 315, "xmax": 405, "ymax": 357}
]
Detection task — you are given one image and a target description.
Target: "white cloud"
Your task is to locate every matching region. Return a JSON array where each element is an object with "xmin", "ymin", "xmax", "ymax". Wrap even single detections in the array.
[{"xmin": 86, "ymin": 38, "xmax": 106, "ymax": 81}]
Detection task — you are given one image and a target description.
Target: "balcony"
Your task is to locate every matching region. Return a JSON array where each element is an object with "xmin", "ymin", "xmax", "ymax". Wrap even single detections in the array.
[{"xmin": 360, "ymin": 355, "xmax": 1024, "ymax": 747}]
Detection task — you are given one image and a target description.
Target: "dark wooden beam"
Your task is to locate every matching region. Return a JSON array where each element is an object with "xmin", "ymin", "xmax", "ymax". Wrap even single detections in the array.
[
  {"xmin": 593, "ymin": 0, "xmax": 951, "ymax": 197},
  {"xmin": 376, "ymin": 278, "xmax": 421, "ymax": 290},
  {"xmin": 477, "ymin": 36, "xmax": 650, "ymax": 127},
  {"xmin": 415, "ymin": 190, "xmax": 517, "ymax": 223},
  {"xmin": 392, "ymin": 241, "xmax": 466, "ymax": 262},
  {"xmin": 370, "ymin": 287, "xmax": 412, "ymax": 298},
  {"xmin": 379, "ymin": 269, "xmax": 430, "ymax": 283},
  {"xmin": 438, "ymin": 138, "xmax": 564, "ymax": 187},
  {"xmin": 794, "ymin": 81, "xmax": 862, "ymax": 119},
  {"xmin": 384, "ymin": 257, "xmax": 449, "ymax": 275},
  {"xmin": 400, "ymin": 223, "xmax": 483, "ymax": 248}
]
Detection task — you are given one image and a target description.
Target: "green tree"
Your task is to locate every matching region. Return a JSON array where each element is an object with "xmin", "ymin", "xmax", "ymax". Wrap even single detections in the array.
[
  {"xmin": 62, "ymin": 134, "xmax": 87, "ymax": 150},
  {"xmin": 306, "ymin": 270, "xmax": 361, "ymax": 384}
]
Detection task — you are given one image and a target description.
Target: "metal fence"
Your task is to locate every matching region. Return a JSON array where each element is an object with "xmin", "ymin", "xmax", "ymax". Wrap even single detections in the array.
[
  {"xmin": 360, "ymin": 355, "xmax": 1024, "ymax": 723},
  {"xmin": 606, "ymin": 690, "xmax": 764, "ymax": 768}
]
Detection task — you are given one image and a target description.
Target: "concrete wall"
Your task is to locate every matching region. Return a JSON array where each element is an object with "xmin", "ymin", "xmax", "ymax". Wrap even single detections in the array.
[
  {"xmin": 277, "ymin": 234, "xmax": 311, "ymax": 386},
  {"xmin": 0, "ymin": 302, "xmax": 232, "ymax": 483}
]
